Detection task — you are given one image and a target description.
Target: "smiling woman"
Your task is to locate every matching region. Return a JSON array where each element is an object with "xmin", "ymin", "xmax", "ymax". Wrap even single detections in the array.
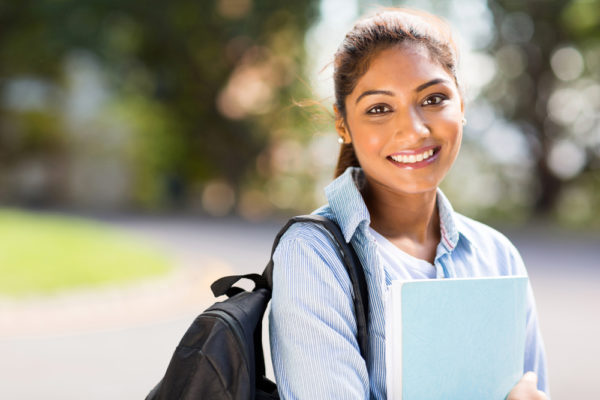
[
  {"xmin": 340, "ymin": 44, "xmax": 462, "ymax": 198},
  {"xmin": 269, "ymin": 7, "xmax": 549, "ymax": 400}
]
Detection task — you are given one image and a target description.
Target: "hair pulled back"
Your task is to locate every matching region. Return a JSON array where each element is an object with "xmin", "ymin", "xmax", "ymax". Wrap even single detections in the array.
[{"xmin": 333, "ymin": 8, "xmax": 461, "ymax": 177}]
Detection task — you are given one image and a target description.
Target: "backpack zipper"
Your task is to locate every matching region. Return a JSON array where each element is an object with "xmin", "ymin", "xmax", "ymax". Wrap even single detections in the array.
[{"xmin": 203, "ymin": 310, "xmax": 252, "ymax": 378}]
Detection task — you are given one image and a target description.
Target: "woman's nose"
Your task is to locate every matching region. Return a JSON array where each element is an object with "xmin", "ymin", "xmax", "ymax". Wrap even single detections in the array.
[{"xmin": 394, "ymin": 107, "xmax": 429, "ymax": 138}]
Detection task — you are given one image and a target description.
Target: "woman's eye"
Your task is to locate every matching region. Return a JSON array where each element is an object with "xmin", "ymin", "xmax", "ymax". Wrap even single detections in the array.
[
  {"xmin": 422, "ymin": 94, "xmax": 447, "ymax": 106},
  {"xmin": 367, "ymin": 105, "xmax": 391, "ymax": 114}
]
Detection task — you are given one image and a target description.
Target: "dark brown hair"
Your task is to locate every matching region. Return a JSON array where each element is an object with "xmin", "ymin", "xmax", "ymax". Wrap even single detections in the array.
[{"xmin": 333, "ymin": 8, "xmax": 461, "ymax": 177}]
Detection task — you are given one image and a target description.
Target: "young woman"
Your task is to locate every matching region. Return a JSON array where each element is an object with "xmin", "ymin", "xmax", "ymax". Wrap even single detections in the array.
[{"xmin": 269, "ymin": 8, "xmax": 549, "ymax": 399}]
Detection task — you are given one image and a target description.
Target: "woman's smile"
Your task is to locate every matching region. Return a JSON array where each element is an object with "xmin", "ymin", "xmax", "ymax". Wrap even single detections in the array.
[{"xmin": 387, "ymin": 145, "xmax": 441, "ymax": 169}]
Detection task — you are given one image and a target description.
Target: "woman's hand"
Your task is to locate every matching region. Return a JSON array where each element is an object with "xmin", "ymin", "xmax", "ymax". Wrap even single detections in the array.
[{"xmin": 507, "ymin": 372, "xmax": 548, "ymax": 400}]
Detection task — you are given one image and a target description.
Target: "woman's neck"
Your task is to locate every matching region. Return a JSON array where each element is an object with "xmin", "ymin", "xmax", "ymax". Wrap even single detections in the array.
[{"xmin": 363, "ymin": 181, "xmax": 441, "ymax": 262}]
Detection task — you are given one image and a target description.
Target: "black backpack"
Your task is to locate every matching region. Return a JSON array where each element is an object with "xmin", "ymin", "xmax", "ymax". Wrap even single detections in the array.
[{"xmin": 146, "ymin": 215, "xmax": 369, "ymax": 400}]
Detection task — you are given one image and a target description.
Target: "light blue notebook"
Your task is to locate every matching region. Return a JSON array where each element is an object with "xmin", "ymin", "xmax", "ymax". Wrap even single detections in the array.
[{"xmin": 385, "ymin": 276, "xmax": 528, "ymax": 400}]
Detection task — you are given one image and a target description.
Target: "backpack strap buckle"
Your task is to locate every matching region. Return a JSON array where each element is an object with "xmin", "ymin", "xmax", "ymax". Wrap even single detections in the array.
[{"xmin": 211, "ymin": 273, "xmax": 269, "ymax": 298}]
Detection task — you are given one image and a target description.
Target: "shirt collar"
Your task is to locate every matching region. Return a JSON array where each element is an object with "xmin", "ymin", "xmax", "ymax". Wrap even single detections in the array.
[
  {"xmin": 325, "ymin": 167, "xmax": 475, "ymax": 250},
  {"xmin": 436, "ymin": 188, "xmax": 459, "ymax": 251},
  {"xmin": 324, "ymin": 167, "xmax": 371, "ymax": 243},
  {"xmin": 436, "ymin": 190, "xmax": 476, "ymax": 251}
]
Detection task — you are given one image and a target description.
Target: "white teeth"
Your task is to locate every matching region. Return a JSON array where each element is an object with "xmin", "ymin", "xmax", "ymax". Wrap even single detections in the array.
[{"xmin": 390, "ymin": 149, "xmax": 435, "ymax": 164}]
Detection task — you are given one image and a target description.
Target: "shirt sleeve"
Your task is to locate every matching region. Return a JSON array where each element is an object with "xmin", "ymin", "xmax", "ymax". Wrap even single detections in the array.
[
  {"xmin": 269, "ymin": 225, "xmax": 369, "ymax": 399},
  {"xmin": 509, "ymin": 243, "xmax": 550, "ymax": 396}
]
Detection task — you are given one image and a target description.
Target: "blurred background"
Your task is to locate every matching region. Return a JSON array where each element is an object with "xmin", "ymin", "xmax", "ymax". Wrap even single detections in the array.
[{"xmin": 0, "ymin": 0, "xmax": 598, "ymax": 398}]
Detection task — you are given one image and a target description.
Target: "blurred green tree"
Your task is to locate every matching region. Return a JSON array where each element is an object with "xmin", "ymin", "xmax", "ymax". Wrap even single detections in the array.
[
  {"xmin": 484, "ymin": 0, "xmax": 600, "ymax": 222},
  {"xmin": 0, "ymin": 0, "xmax": 319, "ymax": 211}
]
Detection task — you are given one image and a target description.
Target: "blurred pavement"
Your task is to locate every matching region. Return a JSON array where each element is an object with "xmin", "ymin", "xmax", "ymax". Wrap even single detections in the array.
[{"xmin": 0, "ymin": 216, "xmax": 598, "ymax": 399}]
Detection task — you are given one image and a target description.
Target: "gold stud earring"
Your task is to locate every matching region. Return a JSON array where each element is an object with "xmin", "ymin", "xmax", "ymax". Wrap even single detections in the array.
[{"xmin": 462, "ymin": 117, "xmax": 467, "ymax": 126}]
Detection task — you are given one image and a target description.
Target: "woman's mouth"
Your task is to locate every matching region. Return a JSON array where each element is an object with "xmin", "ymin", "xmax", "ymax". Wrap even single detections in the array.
[{"xmin": 387, "ymin": 146, "xmax": 441, "ymax": 169}]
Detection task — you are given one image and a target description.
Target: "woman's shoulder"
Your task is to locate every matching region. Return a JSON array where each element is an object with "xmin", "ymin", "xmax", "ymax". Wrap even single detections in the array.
[
  {"xmin": 273, "ymin": 205, "xmax": 352, "ymax": 284},
  {"xmin": 276, "ymin": 205, "xmax": 338, "ymax": 247},
  {"xmin": 454, "ymin": 213, "xmax": 528, "ymax": 275},
  {"xmin": 454, "ymin": 212, "xmax": 522, "ymax": 257}
]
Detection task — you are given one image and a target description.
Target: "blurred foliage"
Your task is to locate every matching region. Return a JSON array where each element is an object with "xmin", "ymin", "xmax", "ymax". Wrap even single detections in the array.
[
  {"xmin": 482, "ymin": 0, "xmax": 600, "ymax": 225},
  {"xmin": 0, "ymin": 209, "xmax": 171, "ymax": 296},
  {"xmin": 0, "ymin": 0, "xmax": 319, "ymax": 212},
  {"xmin": 1, "ymin": 0, "xmax": 599, "ymax": 226}
]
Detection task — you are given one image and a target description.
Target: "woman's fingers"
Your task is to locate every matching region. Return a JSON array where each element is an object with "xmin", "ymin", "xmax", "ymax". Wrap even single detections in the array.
[{"xmin": 507, "ymin": 372, "xmax": 547, "ymax": 400}]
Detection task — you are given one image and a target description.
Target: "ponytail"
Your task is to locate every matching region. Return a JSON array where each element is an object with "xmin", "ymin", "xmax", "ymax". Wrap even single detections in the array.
[{"xmin": 334, "ymin": 143, "xmax": 360, "ymax": 178}]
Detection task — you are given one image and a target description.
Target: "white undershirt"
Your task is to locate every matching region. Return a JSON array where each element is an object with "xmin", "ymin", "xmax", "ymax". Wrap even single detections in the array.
[{"xmin": 368, "ymin": 226, "xmax": 437, "ymax": 280}]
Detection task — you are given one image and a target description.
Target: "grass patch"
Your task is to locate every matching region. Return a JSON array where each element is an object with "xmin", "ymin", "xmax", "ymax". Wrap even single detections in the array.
[{"xmin": 0, "ymin": 209, "xmax": 172, "ymax": 297}]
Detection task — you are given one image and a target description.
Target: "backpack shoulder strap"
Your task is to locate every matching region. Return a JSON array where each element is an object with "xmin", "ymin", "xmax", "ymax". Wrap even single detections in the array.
[{"xmin": 262, "ymin": 215, "xmax": 370, "ymax": 361}]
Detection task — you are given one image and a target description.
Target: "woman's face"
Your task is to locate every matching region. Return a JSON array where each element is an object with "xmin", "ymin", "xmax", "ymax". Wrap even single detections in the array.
[{"xmin": 337, "ymin": 43, "xmax": 464, "ymax": 196}]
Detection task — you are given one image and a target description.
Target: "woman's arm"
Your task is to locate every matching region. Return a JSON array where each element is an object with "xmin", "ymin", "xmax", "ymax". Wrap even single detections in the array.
[
  {"xmin": 523, "ymin": 282, "xmax": 549, "ymax": 394},
  {"xmin": 269, "ymin": 224, "xmax": 369, "ymax": 399},
  {"xmin": 496, "ymin": 237, "xmax": 550, "ymax": 398},
  {"xmin": 508, "ymin": 242, "xmax": 550, "ymax": 395}
]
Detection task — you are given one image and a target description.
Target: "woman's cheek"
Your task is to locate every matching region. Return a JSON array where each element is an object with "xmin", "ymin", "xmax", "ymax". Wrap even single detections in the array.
[
  {"xmin": 366, "ymin": 131, "xmax": 385, "ymax": 152},
  {"xmin": 359, "ymin": 122, "xmax": 388, "ymax": 147},
  {"xmin": 446, "ymin": 126, "xmax": 463, "ymax": 164}
]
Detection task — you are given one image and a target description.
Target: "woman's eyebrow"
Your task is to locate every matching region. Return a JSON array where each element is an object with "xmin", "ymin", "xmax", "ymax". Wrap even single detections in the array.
[
  {"xmin": 415, "ymin": 78, "xmax": 451, "ymax": 92},
  {"xmin": 355, "ymin": 79, "xmax": 451, "ymax": 104},
  {"xmin": 355, "ymin": 89, "xmax": 394, "ymax": 104}
]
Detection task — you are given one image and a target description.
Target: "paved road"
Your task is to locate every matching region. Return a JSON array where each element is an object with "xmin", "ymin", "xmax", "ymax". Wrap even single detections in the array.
[{"xmin": 0, "ymin": 216, "xmax": 598, "ymax": 399}]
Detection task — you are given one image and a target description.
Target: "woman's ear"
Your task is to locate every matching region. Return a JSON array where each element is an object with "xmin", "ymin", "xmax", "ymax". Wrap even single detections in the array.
[{"xmin": 333, "ymin": 105, "xmax": 351, "ymax": 144}]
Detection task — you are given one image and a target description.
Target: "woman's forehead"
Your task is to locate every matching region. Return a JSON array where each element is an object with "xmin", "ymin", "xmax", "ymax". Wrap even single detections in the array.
[{"xmin": 351, "ymin": 43, "xmax": 455, "ymax": 95}]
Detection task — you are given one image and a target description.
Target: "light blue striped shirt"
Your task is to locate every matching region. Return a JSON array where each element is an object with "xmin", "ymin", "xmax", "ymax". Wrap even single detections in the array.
[{"xmin": 269, "ymin": 167, "xmax": 549, "ymax": 399}]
